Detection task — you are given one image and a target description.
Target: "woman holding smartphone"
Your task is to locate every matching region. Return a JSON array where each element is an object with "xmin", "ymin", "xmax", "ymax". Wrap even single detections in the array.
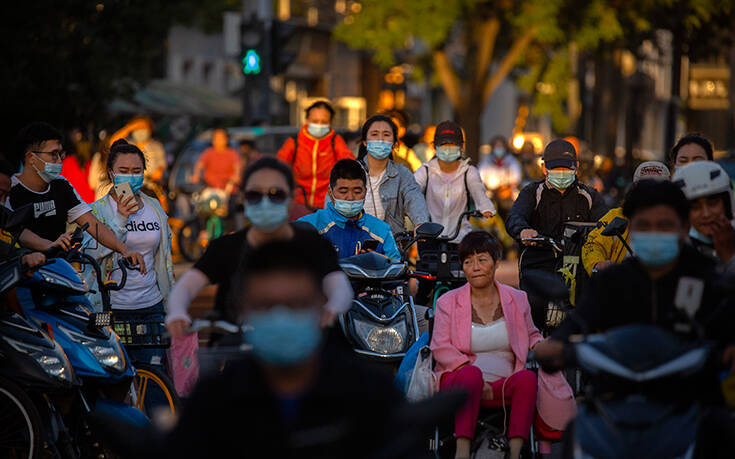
[{"xmin": 82, "ymin": 139, "xmax": 175, "ymax": 373}]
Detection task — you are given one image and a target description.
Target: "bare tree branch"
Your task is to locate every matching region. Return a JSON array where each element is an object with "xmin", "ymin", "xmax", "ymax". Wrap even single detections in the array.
[
  {"xmin": 482, "ymin": 25, "xmax": 537, "ymax": 103},
  {"xmin": 433, "ymin": 49, "xmax": 462, "ymax": 109}
]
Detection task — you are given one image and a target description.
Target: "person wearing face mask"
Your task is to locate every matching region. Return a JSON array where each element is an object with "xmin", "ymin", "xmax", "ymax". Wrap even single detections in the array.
[
  {"xmin": 8, "ymin": 122, "xmax": 146, "ymax": 269},
  {"xmin": 164, "ymin": 240, "xmax": 414, "ymax": 458},
  {"xmin": 298, "ymin": 159, "xmax": 399, "ymax": 260},
  {"xmin": 80, "ymin": 139, "xmax": 174, "ymax": 381},
  {"xmin": 507, "ymin": 139, "xmax": 608, "ymax": 327},
  {"xmin": 478, "ymin": 135, "xmax": 522, "ymax": 221},
  {"xmin": 666, "ymin": 132, "xmax": 714, "ymax": 172},
  {"xmin": 276, "ymin": 100, "xmax": 355, "ymax": 209},
  {"xmin": 165, "ymin": 157, "xmax": 353, "ymax": 336},
  {"xmin": 535, "ymin": 179, "xmax": 735, "ymax": 385},
  {"xmin": 674, "ymin": 161, "xmax": 735, "ymax": 273},
  {"xmin": 109, "ymin": 115, "xmax": 167, "ymax": 188},
  {"xmin": 357, "ymin": 115, "xmax": 430, "ymax": 234},
  {"xmin": 414, "ymin": 120, "xmax": 496, "ymax": 243},
  {"xmin": 385, "ymin": 110, "xmax": 423, "ymax": 172}
]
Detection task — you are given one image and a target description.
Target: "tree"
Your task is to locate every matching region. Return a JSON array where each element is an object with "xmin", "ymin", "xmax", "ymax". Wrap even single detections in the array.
[{"xmin": 0, "ymin": 0, "xmax": 238, "ymax": 161}]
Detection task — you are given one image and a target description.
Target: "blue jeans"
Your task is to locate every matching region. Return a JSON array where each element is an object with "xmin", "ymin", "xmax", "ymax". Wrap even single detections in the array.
[{"xmin": 113, "ymin": 302, "xmax": 171, "ymax": 414}]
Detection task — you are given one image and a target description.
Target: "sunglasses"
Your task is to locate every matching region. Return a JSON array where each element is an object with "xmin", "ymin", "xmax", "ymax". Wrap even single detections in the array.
[{"xmin": 243, "ymin": 188, "xmax": 289, "ymax": 205}]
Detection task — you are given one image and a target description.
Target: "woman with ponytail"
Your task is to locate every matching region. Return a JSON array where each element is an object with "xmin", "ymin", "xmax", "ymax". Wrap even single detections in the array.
[{"xmin": 82, "ymin": 139, "xmax": 175, "ymax": 375}]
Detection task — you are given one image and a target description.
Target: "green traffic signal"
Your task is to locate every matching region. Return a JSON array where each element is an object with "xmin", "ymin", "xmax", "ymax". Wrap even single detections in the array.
[{"xmin": 242, "ymin": 49, "xmax": 261, "ymax": 75}]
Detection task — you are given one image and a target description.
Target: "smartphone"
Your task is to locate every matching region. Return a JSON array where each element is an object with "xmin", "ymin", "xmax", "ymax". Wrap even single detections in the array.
[
  {"xmin": 113, "ymin": 181, "xmax": 139, "ymax": 212},
  {"xmin": 362, "ymin": 239, "xmax": 380, "ymax": 252}
]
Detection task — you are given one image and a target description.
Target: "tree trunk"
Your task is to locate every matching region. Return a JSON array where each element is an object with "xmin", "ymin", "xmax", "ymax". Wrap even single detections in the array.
[{"xmin": 457, "ymin": 100, "xmax": 484, "ymax": 163}]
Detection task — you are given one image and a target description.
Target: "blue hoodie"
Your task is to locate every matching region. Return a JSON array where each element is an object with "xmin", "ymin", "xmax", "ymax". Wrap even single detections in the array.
[{"xmin": 299, "ymin": 201, "xmax": 400, "ymax": 260}]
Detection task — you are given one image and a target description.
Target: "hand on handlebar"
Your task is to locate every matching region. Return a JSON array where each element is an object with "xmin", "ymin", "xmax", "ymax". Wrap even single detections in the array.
[
  {"xmin": 21, "ymin": 252, "xmax": 46, "ymax": 270},
  {"xmin": 481, "ymin": 210, "xmax": 494, "ymax": 220},
  {"xmin": 121, "ymin": 250, "xmax": 146, "ymax": 274},
  {"xmin": 520, "ymin": 228, "xmax": 539, "ymax": 245},
  {"xmin": 49, "ymin": 229, "xmax": 75, "ymax": 251}
]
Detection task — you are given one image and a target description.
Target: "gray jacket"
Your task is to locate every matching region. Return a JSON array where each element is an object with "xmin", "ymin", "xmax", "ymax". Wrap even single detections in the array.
[{"xmin": 361, "ymin": 158, "xmax": 430, "ymax": 234}]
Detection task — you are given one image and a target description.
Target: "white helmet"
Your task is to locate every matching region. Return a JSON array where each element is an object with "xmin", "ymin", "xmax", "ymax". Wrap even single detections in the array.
[{"xmin": 673, "ymin": 161, "xmax": 735, "ymax": 218}]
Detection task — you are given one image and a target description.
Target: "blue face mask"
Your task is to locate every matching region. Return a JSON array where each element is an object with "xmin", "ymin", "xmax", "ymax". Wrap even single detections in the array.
[
  {"xmin": 436, "ymin": 145, "xmax": 462, "ymax": 162},
  {"xmin": 332, "ymin": 197, "xmax": 364, "ymax": 218},
  {"xmin": 114, "ymin": 173, "xmax": 144, "ymax": 194},
  {"xmin": 631, "ymin": 231, "xmax": 681, "ymax": 267},
  {"xmin": 366, "ymin": 140, "xmax": 393, "ymax": 160},
  {"xmin": 32, "ymin": 155, "xmax": 63, "ymax": 183},
  {"xmin": 689, "ymin": 227, "xmax": 713, "ymax": 244},
  {"xmin": 247, "ymin": 305, "xmax": 322, "ymax": 366},
  {"xmin": 245, "ymin": 198, "xmax": 288, "ymax": 232},
  {"xmin": 547, "ymin": 169, "xmax": 576, "ymax": 190},
  {"xmin": 492, "ymin": 147, "xmax": 506, "ymax": 158},
  {"xmin": 307, "ymin": 123, "xmax": 330, "ymax": 138}
]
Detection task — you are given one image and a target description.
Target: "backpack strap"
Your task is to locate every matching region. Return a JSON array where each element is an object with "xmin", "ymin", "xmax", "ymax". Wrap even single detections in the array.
[
  {"xmin": 421, "ymin": 164, "xmax": 430, "ymax": 195},
  {"xmin": 290, "ymin": 136, "xmax": 298, "ymax": 166},
  {"xmin": 464, "ymin": 169, "xmax": 475, "ymax": 211},
  {"xmin": 534, "ymin": 182, "xmax": 545, "ymax": 210}
]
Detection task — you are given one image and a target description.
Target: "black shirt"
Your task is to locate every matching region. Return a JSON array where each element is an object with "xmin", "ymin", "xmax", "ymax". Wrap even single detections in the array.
[
  {"xmin": 8, "ymin": 176, "xmax": 89, "ymax": 241},
  {"xmin": 194, "ymin": 223, "xmax": 340, "ymax": 320},
  {"xmin": 164, "ymin": 345, "xmax": 411, "ymax": 458},
  {"xmin": 552, "ymin": 244, "xmax": 734, "ymax": 345}
]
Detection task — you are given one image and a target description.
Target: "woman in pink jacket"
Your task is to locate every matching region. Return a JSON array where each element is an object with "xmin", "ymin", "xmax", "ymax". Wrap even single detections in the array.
[{"xmin": 430, "ymin": 231, "xmax": 576, "ymax": 459}]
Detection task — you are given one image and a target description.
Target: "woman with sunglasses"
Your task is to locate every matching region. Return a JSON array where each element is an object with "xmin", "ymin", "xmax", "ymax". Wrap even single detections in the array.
[
  {"xmin": 357, "ymin": 115, "xmax": 430, "ymax": 234},
  {"xmin": 165, "ymin": 157, "xmax": 353, "ymax": 336}
]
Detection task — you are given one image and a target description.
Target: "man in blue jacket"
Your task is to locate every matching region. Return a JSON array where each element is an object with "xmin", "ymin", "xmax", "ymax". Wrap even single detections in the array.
[{"xmin": 300, "ymin": 159, "xmax": 400, "ymax": 260}]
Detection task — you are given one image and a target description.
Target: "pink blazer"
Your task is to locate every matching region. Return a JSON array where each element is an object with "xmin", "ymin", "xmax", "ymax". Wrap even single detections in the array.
[{"xmin": 430, "ymin": 281, "xmax": 576, "ymax": 430}]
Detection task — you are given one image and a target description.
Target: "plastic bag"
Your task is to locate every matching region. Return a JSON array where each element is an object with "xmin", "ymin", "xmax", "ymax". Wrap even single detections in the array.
[
  {"xmin": 167, "ymin": 333, "xmax": 199, "ymax": 397},
  {"xmin": 406, "ymin": 346, "xmax": 436, "ymax": 402}
]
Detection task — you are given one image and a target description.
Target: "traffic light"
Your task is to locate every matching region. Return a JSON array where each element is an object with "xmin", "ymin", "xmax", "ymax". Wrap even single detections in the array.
[
  {"xmin": 242, "ymin": 49, "xmax": 261, "ymax": 75},
  {"xmin": 271, "ymin": 20, "xmax": 298, "ymax": 75},
  {"xmin": 241, "ymin": 13, "xmax": 267, "ymax": 76}
]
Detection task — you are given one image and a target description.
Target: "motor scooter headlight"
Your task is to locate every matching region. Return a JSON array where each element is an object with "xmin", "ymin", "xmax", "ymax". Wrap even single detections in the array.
[
  {"xmin": 58, "ymin": 325, "xmax": 125, "ymax": 372},
  {"xmin": 4, "ymin": 337, "xmax": 72, "ymax": 382},
  {"xmin": 353, "ymin": 319, "xmax": 407, "ymax": 354}
]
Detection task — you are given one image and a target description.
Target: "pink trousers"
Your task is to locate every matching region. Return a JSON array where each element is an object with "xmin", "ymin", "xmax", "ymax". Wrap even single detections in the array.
[{"xmin": 440, "ymin": 365, "xmax": 538, "ymax": 440}]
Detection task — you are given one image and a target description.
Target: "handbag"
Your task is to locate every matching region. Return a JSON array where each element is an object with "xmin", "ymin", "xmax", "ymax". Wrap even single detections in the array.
[
  {"xmin": 167, "ymin": 333, "xmax": 199, "ymax": 397},
  {"xmin": 405, "ymin": 345, "xmax": 436, "ymax": 402}
]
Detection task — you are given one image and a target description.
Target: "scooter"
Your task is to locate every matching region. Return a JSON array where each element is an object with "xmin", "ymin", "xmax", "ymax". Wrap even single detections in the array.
[
  {"xmin": 338, "ymin": 223, "xmax": 444, "ymax": 364},
  {"xmin": 0, "ymin": 254, "xmax": 80, "ymax": 459},
  {"xmin": 16, "ymin": 223, "xmax": 149, "ymax": 457},
  {"xmin": 559, "ymin": 324, "xmax": 715, "ymax": 458}
]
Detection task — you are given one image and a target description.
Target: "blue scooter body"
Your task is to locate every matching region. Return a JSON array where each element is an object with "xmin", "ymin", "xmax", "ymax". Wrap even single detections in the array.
[{"xmin": 17, "ymin": 258, "xmax": 145, "ymax": 421}]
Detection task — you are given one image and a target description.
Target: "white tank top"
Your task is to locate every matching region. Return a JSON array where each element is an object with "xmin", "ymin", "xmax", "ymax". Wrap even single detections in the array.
[{"xmin": 470, "ymin": 318, "xmax": 514, "ymax": 382}]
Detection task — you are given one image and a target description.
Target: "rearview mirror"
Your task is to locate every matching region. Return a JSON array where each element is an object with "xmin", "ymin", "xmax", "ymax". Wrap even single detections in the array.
[
  {"xmin": 416, "ymin": 222, "xmax": 444, "ymax": 239},
  {"xmin": 601, "ymin": 217, "xmax": 628, "ymax": 237}
]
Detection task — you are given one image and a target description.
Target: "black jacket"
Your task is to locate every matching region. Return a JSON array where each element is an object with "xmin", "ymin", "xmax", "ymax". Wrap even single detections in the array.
[
  {"xmin": 163, "ymin": 342, "xmax": 421, "ymax": 459},
  {"xmin": 506, "ymin": 179, "xmax": 608, "ymax": 241},
  {"xmin": 552, "ymin": 244, "xmax": 735, "ymax": 345}
]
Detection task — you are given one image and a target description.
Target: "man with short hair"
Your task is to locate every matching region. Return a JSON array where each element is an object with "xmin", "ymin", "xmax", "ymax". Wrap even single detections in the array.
[
  {"xmin": 165, "ymin": 240, "xmax": 408, "ymax": 458},
  {"xmin": 299, "ymin": 159, "xmax": 399, "ymax": 260},
  {"xmin": 276, "ymin": 100, "xmax": 355, "ymax": 208},
  {"xmin": 8, "ymin": 122, "xmax": 145, "ymax": 269},
  {"xmin": 507, "ymin": 139, "xmax": 608, "ymax": 326}
]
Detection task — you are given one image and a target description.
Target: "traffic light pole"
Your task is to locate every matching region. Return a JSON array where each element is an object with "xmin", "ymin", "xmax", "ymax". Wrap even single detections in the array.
[{"xmin": 241, "ymin": 0, "xmax": 272, "ymax": 126}]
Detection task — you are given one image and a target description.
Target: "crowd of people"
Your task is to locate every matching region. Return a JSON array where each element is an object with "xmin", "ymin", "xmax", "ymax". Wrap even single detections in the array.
[{"xmin": 2, "ymin": 99, "xmax": 735, "ymax": 458}]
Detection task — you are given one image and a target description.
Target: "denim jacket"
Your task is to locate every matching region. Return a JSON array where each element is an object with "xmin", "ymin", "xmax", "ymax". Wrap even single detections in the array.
[
  {"xmin": 80, "ymin": 193, "xmax": 175, "ymax": 311},
  {"xmin": 360, "ymin": 158, "xmax": 430, "ymax": 234}
]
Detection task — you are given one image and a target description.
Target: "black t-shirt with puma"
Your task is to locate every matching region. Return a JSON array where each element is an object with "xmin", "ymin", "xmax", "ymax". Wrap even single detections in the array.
[{"xmin": 8, "ymin": 176, "xmax": 90, "ymax": 241}]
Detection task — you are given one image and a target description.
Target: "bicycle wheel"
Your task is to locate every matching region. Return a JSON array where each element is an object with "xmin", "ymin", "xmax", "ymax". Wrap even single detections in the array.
[
  {"xmin": 132, "ymin": 363, "xmax": 181, "ymax": 417},
  {"xmin": 178, "ymin": 218, "xmax": 206, "ymax": 262},
  {"xmin": 0, "ymin": 376, "xmax": 44, "ymax": 459}
]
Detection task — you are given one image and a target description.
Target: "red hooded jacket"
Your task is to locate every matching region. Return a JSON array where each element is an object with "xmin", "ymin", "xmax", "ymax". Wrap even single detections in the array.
[{"xmin": 276, "ymin": 125, "xmax": 354, "ymax": 208}]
